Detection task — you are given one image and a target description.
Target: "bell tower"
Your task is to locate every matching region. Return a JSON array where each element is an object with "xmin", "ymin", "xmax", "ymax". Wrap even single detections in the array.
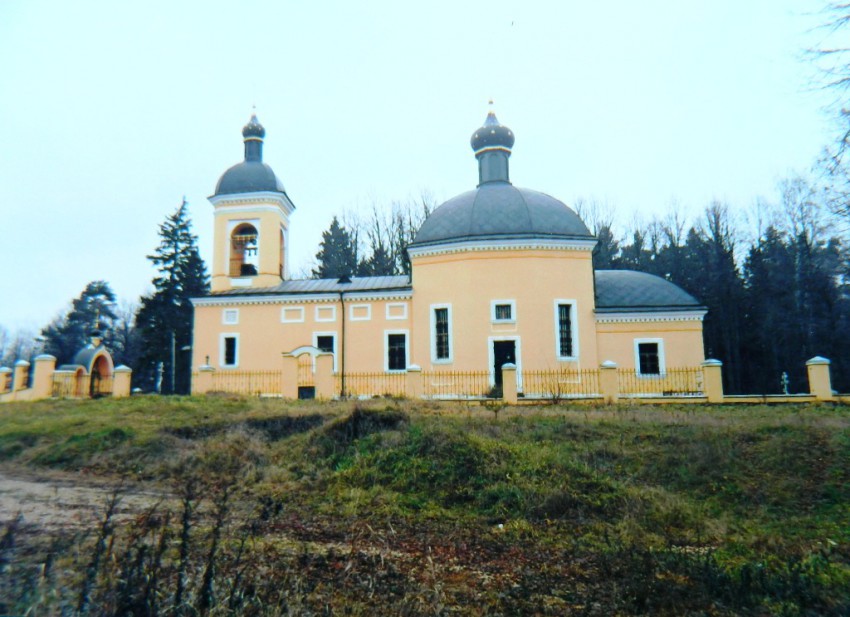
[{"xmin": 208, "ymin": 114, "xmax": 295, "ymax": 292}]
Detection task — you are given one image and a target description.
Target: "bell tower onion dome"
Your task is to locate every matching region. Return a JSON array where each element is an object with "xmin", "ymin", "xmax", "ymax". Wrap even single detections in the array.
[{"xmin": 214, "ymin": 114, "xmax": 286, "ymax": 196}]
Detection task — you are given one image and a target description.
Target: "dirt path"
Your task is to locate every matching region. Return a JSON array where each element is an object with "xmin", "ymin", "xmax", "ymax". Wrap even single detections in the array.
[{"xmin": 0, "ymin": 467, "xmax": 168, "ymax": 533}]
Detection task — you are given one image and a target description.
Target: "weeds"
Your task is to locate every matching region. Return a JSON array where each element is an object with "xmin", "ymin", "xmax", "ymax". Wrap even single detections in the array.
[{"xmin": 0, "ymin": 398, "xmax": 847, "ymax": 614}]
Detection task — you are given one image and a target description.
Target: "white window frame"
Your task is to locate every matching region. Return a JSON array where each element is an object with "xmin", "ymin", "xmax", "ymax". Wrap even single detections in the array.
[
  {"xmin": 384, "ymin": 329, "xmax": 410, "ymax": 373},
  {"xmin": 281, "ymin": 306, "xmax": 305, "ymax": 323},
  {"xmin": 220, "ymin": 333, "xmax": 239, "ymax": 368},
  {"xmin": 314, "ymin": 305, "xmax": 337, "ymax": 323},
  {"xmin": 222, "ymin": 308, "xmax": 239, "ymax": 325},
  {"xmin": 491, "ymin": 299, "xmax": 516, "ymax": 324},
  {"xmin": 430, "ymin": 303, "xmax": 453, "ymax": 364},
  {"xmin": 634, "ymin": 338, "xmax": 665, "ymax": 377},
  {"xmin": 553, "ymin": 299, "xmax": 579, "ymax": 361},
  {"xmin": 349, "ymin": 303, "xmax": 372, "ymax": 321},
  {"xmin": 312, "ymin": 331, "xmax": 338, "ymax": 372},
  {"xmin": 488, "ymin": 335, "xmax": 523, "ymax": 392},
  {"xmin": 386, "ymin": 302, "xmax": 408, "ymax": 321}
]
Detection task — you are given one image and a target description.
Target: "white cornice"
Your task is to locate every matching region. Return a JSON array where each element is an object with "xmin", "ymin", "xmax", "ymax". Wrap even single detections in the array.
[
  {"xmin": 209, "ymin": 192, "xmax": 295, "ymax": 216},
  {"xmin": 192, "ymin": 289, "xmax": 413, "ymax": 307},
  {"xmin": 595, "ymin": 310, "xmax": 706, "ymax": 324},
  {"xmin": 213, "ymin": 204, "xmax": 290, "ymax": 217},
  {"xmin": 408, "ymin": 237, "xmax": 597, "ymax": 258}
]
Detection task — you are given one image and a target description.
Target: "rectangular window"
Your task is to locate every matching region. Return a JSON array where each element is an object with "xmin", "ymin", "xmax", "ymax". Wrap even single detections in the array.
[
  {"xmin": 638, "ymin": 342, "xmax": 661, "ymax": 375},
  {"xmin": 387, "ymin": 333, "xmax": 407, "ymax": 371},
  {"xmin": 386, "ymin": 302, "xmax": 408, "ymax": 320},
  {"xmin": 350, "ymin": 304, "xmax": 371, "ymax": 321},
  {"xmin": 315, "ymin": 306, "xmax": 336, "ymax": 322},
  {"xmin": 313, "ymin": 333, "xmax": 337, "ymax": 372},
  {"xmin": 223, "ymin": 336, "xmax": 237, "ymax": 367},
  {"xmin": 222, "ymin": 309, "xmax": 239, "ymax": 325},
  {"xmin": 316, "ymin": 335, "xmax": 334, "ymax": 353},
  {"xmin": 281, "ymin": 306, "xmax": 305, "ymax": 323},
  {"xmin": 557, "ymin": 303, "xmax": 573, "ymax": 358},
  {"xmin": 434, "ymin": 307, "xmax": 450, "ymax": 361}
]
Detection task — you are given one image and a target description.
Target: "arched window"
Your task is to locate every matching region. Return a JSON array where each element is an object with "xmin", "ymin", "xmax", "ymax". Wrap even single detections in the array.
[{"xmin": 230, "ymin": 223, "xmax": 259, "ymax": 276}]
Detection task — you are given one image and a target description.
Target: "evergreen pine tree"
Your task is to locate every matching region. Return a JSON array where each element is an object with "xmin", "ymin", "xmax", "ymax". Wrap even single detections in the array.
[
  {"xmin": 42, "ymin": 281, "xmax": 118, "ymax": 365},
  {"xmin": 313, "ymin": 216, "xmax": 358, "ymax": 279},
  {"xmin": 135, "ymin": 199, "xmax": 209, "ymax": 393}
]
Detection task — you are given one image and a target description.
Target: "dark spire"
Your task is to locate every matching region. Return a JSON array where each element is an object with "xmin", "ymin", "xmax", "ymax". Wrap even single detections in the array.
[
  {"xmin": 470, "ymin": 102, "xmax": 514, "ymax": 185},
  {"xmin": 242, "ymin": 114, "xmax": 265, "ymax": 162}
]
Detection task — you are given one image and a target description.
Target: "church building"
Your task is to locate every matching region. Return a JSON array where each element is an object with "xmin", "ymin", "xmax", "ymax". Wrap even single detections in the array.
[{"xmin": 190, "ymin": 110, "xmax": 706, "ymax": 398}]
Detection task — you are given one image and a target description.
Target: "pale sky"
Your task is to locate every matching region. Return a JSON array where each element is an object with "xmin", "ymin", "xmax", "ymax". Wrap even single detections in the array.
[{"xmin": 0, "ymin": 0, "xmax": 838, "ymax": 334}]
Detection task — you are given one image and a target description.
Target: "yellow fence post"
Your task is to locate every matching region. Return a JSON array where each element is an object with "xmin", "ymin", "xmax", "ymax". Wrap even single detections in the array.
[
  {"xmin": 0, "ymin": 367, "xmax": 11, "ymax": 393},
  {"xmin": 501, "ymin": 364, "xmax": 518, "ymax": 404},
  {"xmin": 112, "ymin": 366, "xmax": 133, "ymax": 398},
  {"xmin": 281, "ymin": 354, "xmax": 299, "ymax": 399},
  {"xmin": 315, "ymin": 353, "xmax": 335, "ymax": 400},
  {"xmin": 32, "ymin": 355, "xmax": 57, "ymax": 400},
  {"xmin": 599, "ymin": 361, "xmax": 619, "ymax": 404},
  {"xmin": 193, "ymin": 365, "xmax": 215, "ymax": 395},
  {"xmin": 806, "ymin": 356, "xmax": 835, "ymax": 402},
  {"xmin": 406, "ymin": 364, "xmax": 422, "ymax": 399},
  {"xmin": 12, "ymin": 360, "xmax": 29, "ymax": 392},
  {"xmin": 702, "ymin": 359, "xmax": 724, "ymax": 403}
]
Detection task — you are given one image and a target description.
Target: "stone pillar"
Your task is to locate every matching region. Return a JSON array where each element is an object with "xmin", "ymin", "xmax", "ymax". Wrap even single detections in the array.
[
  {"xmin": 702, "ymin": 359, "xmax": 724, "ymax": 403},
  {"xmin": 501, "ymin": 364, "xmax": 518, "ymax": 404},
  {"xmin": 806, "ymin": 356, "xmax": 835, "ymax": 402},
  {"xmin": 0, "ymin": 367, "xmax": 12, "ymax": 393},
  {"xmin": 13, "ymin": 360, "xmax": 30, "ymax": 392},
  {"xmin": 281, "ymin": 354, "xmax": 299, "ymax": 399},
  {"xmin": 315, "ymin": 353, "xmax": 335, "ymax": 400},
  {"xmin": 406, "ymin": 365, "xmax": 422, "ymax": 399},
  {"xmin": 113, "ymin": 365, "xmax": 133, "ymax": 398},
  {"xmin": 32, "ymin": 355, "xmax": 57, "ymax": 400},
  {"xmin": 599, "ymin": 360, "xmax": 619, "ymax": 404},
  {"xmin": 193, "ymin": 365, "xmax": 215, "ymax": 395}
]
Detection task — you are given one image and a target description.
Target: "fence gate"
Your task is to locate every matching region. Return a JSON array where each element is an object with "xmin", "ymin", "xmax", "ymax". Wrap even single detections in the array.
[{"xmin": 296, "ymin": 352, "xmax": 316, "ymax": 399}]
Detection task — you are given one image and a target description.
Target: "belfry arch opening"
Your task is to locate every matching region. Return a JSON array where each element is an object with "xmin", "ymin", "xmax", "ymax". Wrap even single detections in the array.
[{"xmin": 230, "ymin": 223, "xmax": 259, "ymax": 277}]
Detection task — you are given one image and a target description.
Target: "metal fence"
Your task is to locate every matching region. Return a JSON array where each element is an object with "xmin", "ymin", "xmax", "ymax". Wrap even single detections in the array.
[
  {"xmin": 618, "ymin": 367, "xmax": 704, "ymax": 397},
  {"xmin": 297, "ymin": 355, "xmax": 314, "ymax": 387},
  {"xmin": 422, "ymin": 370, "xmax": 493, "ymax": 399},
  {"xmin": 53, "ymin": 372, "xmax": 84, "ymax": 398},
  {"xmin": 91, "ymin": 375, "xmax": 113, "ymax": 398},
  {"xmin": 520, "ymin": 369, "xmax": 601, "ymax": 400},
  {"xmin": 209, "ymin": 370, "xmax": 283, "ymax": 396},
  {"xmin": 338, "ymin": 372, "xmax": 406, "ymax": 398}
]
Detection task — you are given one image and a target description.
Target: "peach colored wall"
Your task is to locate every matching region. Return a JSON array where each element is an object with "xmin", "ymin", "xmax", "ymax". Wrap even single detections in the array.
[
  {"xmin": 192, "ymin": 298, "xmax": 412, "ymax": 373},
  {"xmin": 595, "ymin": 319, "xmax": 705, "ymax": 369},
  {"xmin": 409, "ymin": 248, "xmax": 598, "ymax": 373},
  {"xmin": 211, "ymin": 205, "xmax": 289, "ymax": 292}
]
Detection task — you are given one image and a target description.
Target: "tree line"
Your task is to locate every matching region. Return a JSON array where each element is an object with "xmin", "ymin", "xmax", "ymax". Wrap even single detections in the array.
[
  {"xmin": 583, "ymin": 174, "xmax": 850, "ymax": 394},
  {"xmin": 1, "ymin": 200, "xmax": 209, "ymax": 394}
]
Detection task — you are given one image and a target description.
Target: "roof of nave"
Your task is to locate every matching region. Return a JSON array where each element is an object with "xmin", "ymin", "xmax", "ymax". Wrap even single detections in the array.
[{"xmin": 595, "ymin": 270, "xmax": 703, "ymax": 312}]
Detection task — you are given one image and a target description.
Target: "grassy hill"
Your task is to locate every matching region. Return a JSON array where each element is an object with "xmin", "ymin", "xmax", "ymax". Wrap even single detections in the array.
[{"xmin": 0, "ymin": 396, "xmax": 848, "ymax": 615}]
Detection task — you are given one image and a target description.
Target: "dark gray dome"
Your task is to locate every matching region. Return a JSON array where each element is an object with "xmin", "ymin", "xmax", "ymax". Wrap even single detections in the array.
[
  {"xmin": 242, "ymin": 114, "xmax": 265, "ymax": 139},
  {"xmin": 471, "ymin": 110, "xmax": 514, "ymax": 152},
  {"xmin": 410, "ymin": 183, "xmax": 593, "ymax": 247},
  {"xmin": 215, "ymin": 161, "xmax": 286, "ymax": 196},
  {"xmin": 595, "ymin": 270, "xmax": 703, "ymax": 311},
  {"xmin": 213, "ymin": 114, "xmax": 286, "ymax": 197}
]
